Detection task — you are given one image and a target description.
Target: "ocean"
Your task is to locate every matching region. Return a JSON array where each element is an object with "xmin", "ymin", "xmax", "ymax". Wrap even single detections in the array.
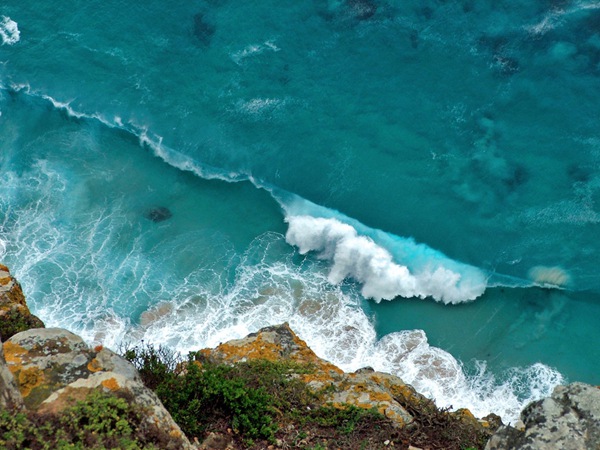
[{"xmin": 2, "ymin": 0, "xmax": 600, "ymax": 423}]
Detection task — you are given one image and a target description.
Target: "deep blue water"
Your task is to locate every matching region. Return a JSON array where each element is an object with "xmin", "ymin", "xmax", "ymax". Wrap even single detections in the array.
[{"xmin": 2, "ymin": 0, "xmax": 600, "ymax": 421}]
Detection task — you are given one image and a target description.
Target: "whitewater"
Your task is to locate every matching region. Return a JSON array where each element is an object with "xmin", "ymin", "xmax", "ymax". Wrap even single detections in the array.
[{"xmin": 2, "ymin": 0, "xmax": 600, "ymax": 423}]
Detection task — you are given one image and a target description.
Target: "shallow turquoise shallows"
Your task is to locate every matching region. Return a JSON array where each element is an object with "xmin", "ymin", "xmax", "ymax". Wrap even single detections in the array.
[{"xmin": 2, "ymin": 0, "xmax": 600, "ymax": 422}]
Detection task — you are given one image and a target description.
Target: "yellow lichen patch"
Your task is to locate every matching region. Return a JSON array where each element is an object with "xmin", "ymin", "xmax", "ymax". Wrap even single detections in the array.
[
  {"xmin": 169, "ymin": 429, "xmax": 182, "ymax": 439},
  {"xmin": 101, "ymin": 377, "xmax": 120, "ymax": 391},
  {"xmin": 368, "ymin": 391, "xmax": 393, "ymax": 404},
  {"xmin": 18, "ymin": 366, "xmax": 45, "ymax": 398},
  {"xmin": 370, "ymin": 375, "xmax": 382, "ymax": 384},
  {"xmin": 3, "ymin": 341, "xmax": 28, "ymax": 369},
  {"xmin": 87, "ymin": 358, "xmax": 103, "ymax": 373},
  {"xmin": 353, "ymin": 383, "xmax": 368, "ymax": 393},
  {"xmin": 317, "ymin": 361, "xmax": 344, "ymax": 375},
  {"xmin": 456, "ymin": 408, "xmax": 475, "ymax": 420},
  {"xmin": 300, "ymin": 370, "xmax": 337, "ymax": 387},
  {"xmin": 0, "ymin": 276, "xmax": 11, "ymax": 286},
  {"xmin": 389, "ymin": 384, "xmax": 418, "ymax": 402},
  {"xmin": 215, "ymin": 335, "xmax": 287, "ymax": 362}
]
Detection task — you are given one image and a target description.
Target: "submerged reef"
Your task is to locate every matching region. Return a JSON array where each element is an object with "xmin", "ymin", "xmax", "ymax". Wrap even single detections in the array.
[{"xmin": 1, "ymin": 264, "xmax": 599, "ymax": 449}]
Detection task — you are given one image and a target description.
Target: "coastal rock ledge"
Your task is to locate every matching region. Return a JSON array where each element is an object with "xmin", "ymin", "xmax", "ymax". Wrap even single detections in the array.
[{"xmin": 1, "ymin": 263, "xmax": 600, "ymax": 449}]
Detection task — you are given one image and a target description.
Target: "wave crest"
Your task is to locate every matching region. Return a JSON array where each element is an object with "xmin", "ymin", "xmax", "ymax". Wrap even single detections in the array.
[{"xmin": 285, "ymin": 215, "xmax": 487, "ymax": 303}]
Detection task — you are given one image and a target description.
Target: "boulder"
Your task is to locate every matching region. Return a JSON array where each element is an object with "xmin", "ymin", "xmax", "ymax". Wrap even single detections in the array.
[
  {"xmin": 0, "ymin": 264, "xmax": 44, "ymax": 341},
  {"xmin": 3, "ymin": 327, "xmax": 194, "ymax": 449},
  {"xmin": 485, "ymin": 382, "xmax": 600, "ymax": 450}
]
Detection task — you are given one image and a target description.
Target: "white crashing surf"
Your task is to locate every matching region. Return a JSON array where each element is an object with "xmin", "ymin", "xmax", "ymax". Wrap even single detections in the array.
[
  {"xmin": 127, "ymin": 245, "xmax": 563, "ymax": 424},
  {"xmin": 285, "ymin": 215, "xmax": 487, "ymax": 304},
  {"xmin": 0, "ymin": 16, "xmax": 20, "ymax": 45}
]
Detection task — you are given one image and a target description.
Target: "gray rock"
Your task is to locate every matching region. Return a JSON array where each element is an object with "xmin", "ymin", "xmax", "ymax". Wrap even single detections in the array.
[
  {"xmin": 485, "ymin": 382, "xmax": 600, "ymax": 450},
  {"xmin": 4, "ymin": 328, "xmax": 194, "ymax": 449},
  {"xmin": 0, "ymin": 337, "xmax": 23, "ymax": 410}
]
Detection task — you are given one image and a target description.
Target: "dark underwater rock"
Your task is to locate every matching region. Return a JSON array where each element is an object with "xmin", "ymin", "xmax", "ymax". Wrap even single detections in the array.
[
  {"xmin": 193, "ymin": 13, "xmax": 215, "ymax": 45},
  {"xmin": 145, "ymin": 206, "xmax": 172, "ymax": 223}
]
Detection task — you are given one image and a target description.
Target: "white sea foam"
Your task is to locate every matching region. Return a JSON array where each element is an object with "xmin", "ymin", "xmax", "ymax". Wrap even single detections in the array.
[
  {"xmin": 230, "ymin": 40, "xmax": 280, "ymax": 65},
  {"xmin": 285, "ymin": 215, "xmax": 487, "ymax": 303},
  {"xmin": 123, "ymin": 237, "xmax": 562, "ymax": 423},
  {"xmin": 1, "ymin": 85, "xmax": 248, "ymax": 186},
  {"xmin": 0, "ymin": 16, "xmax": 20, "ymax": 46},
  {"xmin": 235, "ymin": 97, "xmax": 287, "ymax": 118}
]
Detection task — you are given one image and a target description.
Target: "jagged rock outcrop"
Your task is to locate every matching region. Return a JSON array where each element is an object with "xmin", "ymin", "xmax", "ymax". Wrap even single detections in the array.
[
  {"xmin": 197, "ymin": 323, "xmax": 481, "ymax": 430},
  {"xmin": 2, "ymin": 327, "xmax": 194, "ymax": 449},
  {"xmin": 485, "ymin": 382, "xmax": 600, "ymax": 450},
  {"xmin": 0, "ymin": 264, "xmax": 44, "ymax": 341}
]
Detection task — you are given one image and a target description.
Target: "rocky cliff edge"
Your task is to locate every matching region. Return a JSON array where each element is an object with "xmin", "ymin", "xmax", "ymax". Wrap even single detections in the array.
[{"xmin": 2, "ymin": 264, "xmax": 600, "ymax": 449}]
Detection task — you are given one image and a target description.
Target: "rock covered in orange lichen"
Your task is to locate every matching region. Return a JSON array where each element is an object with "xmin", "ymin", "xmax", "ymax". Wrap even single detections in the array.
[
  {"xmin": 2, "ymin": 328, "xmax": 193, "ymax": 449},
  {"xmin": 196, "ymin": 323, "xmax": 435, "ymax": 428},
  {"xmin": 198, "ymin": 322, "xmax": 343, "ymax": 375}
]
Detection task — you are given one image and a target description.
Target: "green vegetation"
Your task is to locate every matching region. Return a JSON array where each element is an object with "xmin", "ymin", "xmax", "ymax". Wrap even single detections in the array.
[
  {"xmin": 0, "ymin": 309, "xmax": 43, "ymax": 341},
  {"xmin": 123, "ymin": 343, "xmax": 492, "ymax": 449},
  {"xmin": 0, "ymin": 390, "xmax": 175, "ymax": 450}
]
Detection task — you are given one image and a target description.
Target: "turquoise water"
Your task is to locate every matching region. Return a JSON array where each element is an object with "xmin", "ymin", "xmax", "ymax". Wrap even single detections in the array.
[{"xmin": 2, "ymin": 0, "xmax": 600, "ymax": 421}]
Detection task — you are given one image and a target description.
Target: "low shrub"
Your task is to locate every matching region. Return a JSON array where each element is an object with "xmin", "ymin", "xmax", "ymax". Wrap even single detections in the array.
[{"xmin": 0, "ymin": 390, "xmax": 174, "ymax": 449}]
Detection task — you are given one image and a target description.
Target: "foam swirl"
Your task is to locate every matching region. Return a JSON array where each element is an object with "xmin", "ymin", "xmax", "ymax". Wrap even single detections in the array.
[{"xmin": 0, "ymin": 16, "xmax": 20, "ymax": 46}]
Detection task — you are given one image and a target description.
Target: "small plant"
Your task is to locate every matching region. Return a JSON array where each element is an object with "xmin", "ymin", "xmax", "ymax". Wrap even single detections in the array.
[
  {"xmin": 303, "ymin": 405, "xmax": 386, "ymax": 435},
  {"xmin": 0, "ymin": 308, "xmax": 43, "ymax": 341},
  {"xmin": 122, "ymin": 342, "xmax": 182, "ymax": 390}
]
